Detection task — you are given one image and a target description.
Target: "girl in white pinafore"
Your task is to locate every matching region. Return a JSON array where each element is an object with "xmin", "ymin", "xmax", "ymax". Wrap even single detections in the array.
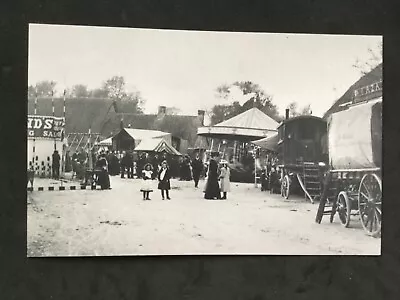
[{"xmin": 140, "ymin": 163, "xmax": 154, "ymax": 200}]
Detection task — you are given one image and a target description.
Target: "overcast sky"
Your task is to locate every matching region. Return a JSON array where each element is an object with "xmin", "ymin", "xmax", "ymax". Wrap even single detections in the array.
[{"xmin": 28, "ymin": 24, "xmax": 382, "ymax": 117}]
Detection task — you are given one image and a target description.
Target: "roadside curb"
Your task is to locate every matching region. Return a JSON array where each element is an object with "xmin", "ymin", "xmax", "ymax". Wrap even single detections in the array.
[{"xmin": 27, "ymin": 185, "xmax": 104, "ymax": 192}]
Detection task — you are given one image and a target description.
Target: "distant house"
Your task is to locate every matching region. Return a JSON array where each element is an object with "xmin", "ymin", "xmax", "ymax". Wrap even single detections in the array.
[{"xmin": 323, "ymin": 63, "xmax": 382, "ymax": 119}]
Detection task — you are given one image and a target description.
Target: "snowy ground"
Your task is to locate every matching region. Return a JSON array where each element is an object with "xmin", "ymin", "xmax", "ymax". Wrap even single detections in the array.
[{"xmin": 27, "ymin": 176, "xmax": 381, "ymax": 257}]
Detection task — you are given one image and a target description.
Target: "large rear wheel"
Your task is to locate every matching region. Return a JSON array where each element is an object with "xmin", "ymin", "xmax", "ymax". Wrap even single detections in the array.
[
  {"xmin": 281, "ymin": 175, "xmax": 290, "ymax": 199},
  {"xmin": 358, "ymin": 173, "xmax": 382, "ymax": 237},
  {"xmin": 337, "ymin": 191, "xmax": 351, "ymax": 228}
]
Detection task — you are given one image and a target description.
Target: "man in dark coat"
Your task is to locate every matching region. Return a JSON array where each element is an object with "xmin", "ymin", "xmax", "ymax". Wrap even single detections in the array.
[
  {"xmin": 184, "ymin": 155, "xmax": 192, "ymax": 181},
  {"xmin": 78, "ymin": 149, "xmax": 87, "ymax": 164},
  {"xmin": 65, "ymin": 150, "xmax": 72, "ymax": 172},
  {"xmin": 152, "ymin": 154, "xmax": 160, "ymax": 179},
  {"xmin": 191, "ymin": 155, "xmax": 203, "ymax": 188},
  {"xmin": 91, "ymin": 151, "xmax": 97, "ymax": 169},
  {"xmin": 137, "ymin": 153, "xmax": 146, "ymax": 178},
  {"xmin": 126, "ymin": 151, "xmax": 134, "ymax": 178},
  {"xmin": 52, "ymin": 150, "xmax": 61, "ymax": 179},
  {"xmin": 120, "ymin": 151, "xmax": 128, "ymax": 178},
  {"xmin": 109, "ymin": 151, "xmax": 120, "ymax": 176},
  {"xmin": 179, "ymin": 157, "xmax": 185, "ymax": 181},
  {"xmin": 204, "ymin": 154, "xmax": 221, "ymax": 200}
]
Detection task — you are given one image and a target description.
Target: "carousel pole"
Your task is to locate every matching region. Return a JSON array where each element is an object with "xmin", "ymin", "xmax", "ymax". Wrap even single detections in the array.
[
  {"xmin": 254, "ymin": 146, "xmax": 259, "ymax": 188},
  {"xmin": 210, "ymin": 138, "xmax": 214, "ymax": 159},
  {"xmin": 233, "ymin": 140, "xmax": 237, "ymax": 163}
]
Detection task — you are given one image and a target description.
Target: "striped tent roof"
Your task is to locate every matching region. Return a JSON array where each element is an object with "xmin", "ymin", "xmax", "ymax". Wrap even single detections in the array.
[
  {"xmin": 135, "ymin": 138, "xmax": 182, "ymax": 156},
  {"xmin": 96, "ymin": 137, "xmax": 113, "ymax": 146},
  {"xmin": 123, "ymin": 128, "xmax": 171, "ymax": 140}
]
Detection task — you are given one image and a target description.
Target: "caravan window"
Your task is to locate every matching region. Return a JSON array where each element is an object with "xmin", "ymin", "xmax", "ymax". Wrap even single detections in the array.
[{"xmin": 299, "ymin": 121, "xmax": 315, "ymax": 140}]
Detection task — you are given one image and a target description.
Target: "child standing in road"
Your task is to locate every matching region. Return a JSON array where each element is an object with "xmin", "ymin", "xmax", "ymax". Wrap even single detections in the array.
[
  {"xmin": 158, "ymin": 160, "xmax": 171, "ymax": 200},
  {"xmin": 140, "ymin": 163, "xmax": 153, "ymax": 200}
]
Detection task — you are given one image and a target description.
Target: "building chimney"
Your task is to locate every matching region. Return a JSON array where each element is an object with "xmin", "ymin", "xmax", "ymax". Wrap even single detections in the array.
[
  {"xmin": 197, "ymin": 110, "xmax": 205, "ymax": 126},
  {"xmin": 120, "ymin": 118, "xmax": 124, "ymax": 129},
  {"xmin": 158, "ymin": 106, "xmax": 167, "ymax": 116},
  {"xmin": 285, "ymin": 109, "xmax": 290, "ymax": 120}
]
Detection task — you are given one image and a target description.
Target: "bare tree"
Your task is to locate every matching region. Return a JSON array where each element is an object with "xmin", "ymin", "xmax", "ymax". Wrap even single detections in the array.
[
  {"xmin": 287, "ymin": 102, "xmax": 312, "ymax": 117},
  {"xmin": 353, "ymin": 41, "xmax": 382, "ymax": 75}
]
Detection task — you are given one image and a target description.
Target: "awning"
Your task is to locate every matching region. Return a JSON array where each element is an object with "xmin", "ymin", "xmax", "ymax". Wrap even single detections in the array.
[
  {"xmin": 252, "ymin": 133, "xmax": 279, "ymax": 152},
  {"xmin": 134, "ymin": 138, "xmax": 182, "ymax": 156}
]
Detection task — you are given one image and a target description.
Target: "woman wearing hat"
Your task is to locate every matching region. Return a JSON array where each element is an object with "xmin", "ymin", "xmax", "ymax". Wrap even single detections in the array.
[
  {"xmin": 95, "ymin": 153, "xmax": 111, "ymax": 190},
  {"xmin": 204, "ymin": 153, "xmax": 221, "ymax": 200},
  {"xmin": 219, "ymin": 160, "xmax": 231, "ymax": 199},
  {"xmin": 140, "ymin": 163, "xmax": 154, "ymax": 200},
  {"xmin": 157, "ymin": 160, "xmax": 171, "ymax": 200}
]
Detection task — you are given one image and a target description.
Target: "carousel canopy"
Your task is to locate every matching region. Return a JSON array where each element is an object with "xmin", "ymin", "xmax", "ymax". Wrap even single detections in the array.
[
  {"xmin": 135, "ymin": 137, "xmax": 182, "ymax": 156},
  {"xmin": 252, "ymin": 133, "xmax": 279, "ymax": 152},
  {"xmin": 197, "ymin": 107, "xmax": 278, "ymax": 140}
]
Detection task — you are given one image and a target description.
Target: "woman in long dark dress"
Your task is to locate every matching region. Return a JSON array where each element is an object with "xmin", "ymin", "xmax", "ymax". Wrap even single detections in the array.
[
  {"xmin": 204, "ymin": 155, "xmax": 221, "ymax": 200},
  {"xmin": 95, "ymin": 154, "xmax": 111, "ymax": 190}
]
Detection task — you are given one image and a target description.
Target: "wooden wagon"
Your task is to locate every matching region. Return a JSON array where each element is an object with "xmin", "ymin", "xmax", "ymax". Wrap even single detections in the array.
[
  {"xmin": 315, "ymin": 91, "xmax": 382, "ymax": 237},
  {"xmin": 276, "ymin": 114, "xmax": 329, "ymax": 203}
]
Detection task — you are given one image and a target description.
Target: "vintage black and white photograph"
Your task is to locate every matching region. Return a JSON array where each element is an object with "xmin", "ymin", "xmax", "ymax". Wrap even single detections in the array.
[{"xmin": 27, "ymin": 24, "xmax": 382, "ymax": 256}]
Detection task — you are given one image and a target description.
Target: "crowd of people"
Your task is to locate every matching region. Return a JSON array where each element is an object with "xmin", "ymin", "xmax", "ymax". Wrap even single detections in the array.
[
  {"xmin": 259, "ymin": 154, "xmax": 280, "ymax": 193},
  {"xmin": 52, "ymin": 147, "xmax": 280, "ymax": 199},
  {"xmin": 56, "ymin": 147, "xmax": 233, "ymax": 200}
]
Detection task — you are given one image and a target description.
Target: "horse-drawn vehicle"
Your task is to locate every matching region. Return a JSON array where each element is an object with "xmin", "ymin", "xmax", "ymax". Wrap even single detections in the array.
[
  {"xmin": 316, "ymin": 82, "xmax": 382, "ymax": 237},
  {"xmin": 276, "ymin": 112, "xmax": 329, "ymax": 203}
]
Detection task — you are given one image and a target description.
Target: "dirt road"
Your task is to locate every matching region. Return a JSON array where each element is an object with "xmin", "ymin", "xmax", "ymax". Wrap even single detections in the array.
[{"xmin": 27, "ymin": 177, "xmax": 380, "ymax": 256}]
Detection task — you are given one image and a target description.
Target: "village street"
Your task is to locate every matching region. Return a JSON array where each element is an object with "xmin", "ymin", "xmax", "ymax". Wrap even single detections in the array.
[{"xmin": 27, "ymin": 176, "xmax": 380, "ymax": 257}]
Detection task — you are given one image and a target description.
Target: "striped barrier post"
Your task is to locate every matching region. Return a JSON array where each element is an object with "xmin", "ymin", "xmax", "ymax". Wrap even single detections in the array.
[{"xmin": 32, "ymin": 95, "xmax": 38, "ymax": 175}]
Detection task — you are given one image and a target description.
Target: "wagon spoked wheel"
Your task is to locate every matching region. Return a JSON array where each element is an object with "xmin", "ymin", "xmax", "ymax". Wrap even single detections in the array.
[
  {"xmin": 358, "ymin": 173, "xmax": 382, "ymax": 237},
  {"xmin": 281, "ymin": 175, "xmax": 290, "ymax": 199},
  {"xmin": 337, "ymin": 192, "xmax": 351, "ymax": 228}
]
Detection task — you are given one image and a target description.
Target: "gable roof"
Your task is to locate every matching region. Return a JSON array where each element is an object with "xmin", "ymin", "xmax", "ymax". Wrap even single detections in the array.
[
  {"xmin": 134, "ymin": 137, "xmax": 182, "ymax": 155},
  {"xmin": 214, "ymin": 107, "xmax": 278, "ymax": 130},
  {"xmin": 323, "ymin": 63, "xmax": 383, "ymax": 119}
]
